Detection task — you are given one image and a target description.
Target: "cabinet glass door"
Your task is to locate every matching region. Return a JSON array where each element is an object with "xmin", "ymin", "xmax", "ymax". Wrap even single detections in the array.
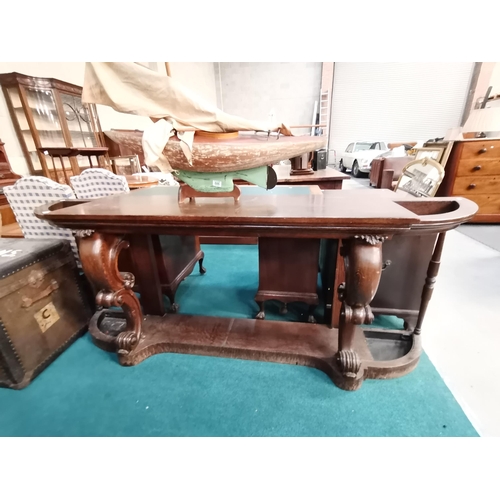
[
  {"xmin": 60, "ymin": 93, "xmax": 98, "ymax": 169},
  {"xmin": 8, "ymin": 86, "xmax": 66, "ymax": 172},
  {"xmin": 25, "ymin": 87, "xmax": 66, "ymax": 147}
]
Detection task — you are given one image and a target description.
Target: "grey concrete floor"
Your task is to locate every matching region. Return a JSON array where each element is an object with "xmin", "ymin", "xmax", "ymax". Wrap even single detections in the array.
[
  {"xmin": 423, "ymin": 229, "xmax": 500, "ymax": 436},
  {"xmin": 456, "ymin": 224, "xmax": 500, "ymax": 253}
]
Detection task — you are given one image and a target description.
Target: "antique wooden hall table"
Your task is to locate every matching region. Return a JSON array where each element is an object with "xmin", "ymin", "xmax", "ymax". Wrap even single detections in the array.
[{"xmin": 36, "ymin": 186, "xmax": 477, "ymax": 391}]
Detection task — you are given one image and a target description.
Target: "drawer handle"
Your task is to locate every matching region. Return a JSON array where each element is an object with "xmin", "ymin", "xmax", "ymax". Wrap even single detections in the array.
[
  {"xmin": 472, "ymin": 165, "xmax": 482, "ymax": 171},
  {"xmin": 21, "ymin": 279, "xmax": 59, "ymax": 308},
  {"xmin": 478, "ymin": 148, "xmax": 488, "ymax": 154},
  {"xmin": 468, "ymin": 183, "xmax": 476, "ymax": 189}
]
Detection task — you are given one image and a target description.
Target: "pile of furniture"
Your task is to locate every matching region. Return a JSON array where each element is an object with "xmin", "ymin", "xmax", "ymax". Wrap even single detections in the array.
[
  {"xmin": 0, "ymin": 134, "xmax": 480, "ymax": 394},
  {"xmin": 0, "ymin": 64, "xmax": 484, "ymax": 394}
]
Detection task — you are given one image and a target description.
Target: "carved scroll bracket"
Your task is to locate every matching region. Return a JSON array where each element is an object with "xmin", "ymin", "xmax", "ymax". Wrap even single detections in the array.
[
  {"xmin": 336, "ymin": 235, "xmax": 386, "ymax": 382},
  {"xmin": 77, "ymin": 231, "xmax": 142, "ymax": 355},
  {"xmin": 354, "ymin": 234, "xmax": 388, "ymax": 245},
  {"xmin": 75, "ymin": 229, "xmax": 95, "ymax": 239}
]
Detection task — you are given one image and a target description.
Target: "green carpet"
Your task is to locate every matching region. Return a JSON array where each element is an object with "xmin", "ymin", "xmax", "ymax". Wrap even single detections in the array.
[{"xmin": 0, "ymin": 245, "xmax": 478, "ymax": 437}]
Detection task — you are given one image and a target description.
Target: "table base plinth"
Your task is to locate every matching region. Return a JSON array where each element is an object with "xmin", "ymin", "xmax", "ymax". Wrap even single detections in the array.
[{"xmin": 90, "ymin": 311, "xmax": 421, "ymax": 391}]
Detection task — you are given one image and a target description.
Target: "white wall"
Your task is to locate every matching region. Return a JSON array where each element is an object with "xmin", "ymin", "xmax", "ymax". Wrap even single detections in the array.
[
  {"xmin": 215, "ymin": 62, "xmax": 322, "ymax": 132},
  {"xmin": 329, "ymin": 62, "xmax": 475, "ymax": 157},
  {"xmin": 472, "ymin": 62, "xmax": 496, "ymax": 108},
  {"xmin": 488, "ymin": 63, "xmax": 500, "ymax": 96},
  {"xmin": 168, "ymin": 62, "xmax": 217, "ymax": 106}
]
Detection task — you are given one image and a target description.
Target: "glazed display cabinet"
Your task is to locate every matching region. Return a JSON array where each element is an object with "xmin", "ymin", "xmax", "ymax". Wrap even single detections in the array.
[{"xmin": 0, "ymin": 72, "xmax": 107, "ymax": 182}]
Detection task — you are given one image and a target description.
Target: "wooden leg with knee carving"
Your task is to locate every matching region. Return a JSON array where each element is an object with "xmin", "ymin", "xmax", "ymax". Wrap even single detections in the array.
[
  {"xmin": 336, "ymin": 235, "xmax": 385, "ymax": 386},
  {"xmin": 77, "ymin": 231, "xmax": 143, "ymax": 356}
]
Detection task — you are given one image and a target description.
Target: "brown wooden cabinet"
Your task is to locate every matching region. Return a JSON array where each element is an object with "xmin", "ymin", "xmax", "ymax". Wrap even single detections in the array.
[
  {"xmin": 437, "ymin": 138, "xmax": 500, "ymax": 222},
  {"xmin": 0, "ymin": 140, "xmax": 23, "ymax": 237},
  {"xmin": 0, "ymin": 72, "xmax": 106, "ymax": 181},
  {"xmin": 0, "ymin": 140, "xmax": 21, "ymax": 205}
]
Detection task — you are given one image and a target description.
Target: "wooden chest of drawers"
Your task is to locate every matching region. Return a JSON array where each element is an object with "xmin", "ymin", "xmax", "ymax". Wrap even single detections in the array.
[{"xmin": 437, "ymin": 139, "xmax": 500, "ymax": 222}]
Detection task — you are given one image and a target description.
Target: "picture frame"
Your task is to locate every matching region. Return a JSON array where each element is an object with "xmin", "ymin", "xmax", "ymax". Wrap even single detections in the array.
[
  {"xmin": 422, "ymin": 140, "xmax": 454, "ymax": 168},
  {"xmin": 395, "ymin": 157, "xmax": 445, "ymax": 198},
  {"xmin": 413, "ymin": 147, "xmax": 445, "ymax": 163}
]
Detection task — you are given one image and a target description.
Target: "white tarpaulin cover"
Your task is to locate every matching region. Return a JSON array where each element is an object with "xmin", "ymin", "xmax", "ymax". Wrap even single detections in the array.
[{"xmin": 82, "ymin": 62, "xmax": 293, "ymax": 168}]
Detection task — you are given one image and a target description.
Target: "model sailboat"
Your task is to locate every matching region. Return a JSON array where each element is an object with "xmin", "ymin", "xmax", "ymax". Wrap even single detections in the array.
[{"xmin": 83, "ymin": 62, "xmax": 326, "ymax": 191}]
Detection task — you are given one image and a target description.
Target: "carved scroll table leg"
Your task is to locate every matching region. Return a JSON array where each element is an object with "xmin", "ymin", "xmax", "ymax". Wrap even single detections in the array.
[
  {"xmin": 77, "ymin": 231, "xmax": 143, "ymax": 356},
  {"xmin": 336, "ymin": 235, "xmax": 386, "ymax": 388}
]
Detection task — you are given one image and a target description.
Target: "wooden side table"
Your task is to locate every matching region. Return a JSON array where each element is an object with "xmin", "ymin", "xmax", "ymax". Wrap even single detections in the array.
[
  {"xmin": 38, "ymin": 147, "xmax": 109, "ymax": 184},
  {"xmin": 273, "ymin": 164, "xmax": 348, "ymax": 189},
  {"xmin": 125, "ymin": 175, "xmax": 159, "ymax": 190}
]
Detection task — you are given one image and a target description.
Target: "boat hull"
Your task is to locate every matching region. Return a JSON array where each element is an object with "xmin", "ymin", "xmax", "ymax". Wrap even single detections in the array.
[{"xmin": 105, "ymin": 130, "xmax": 327, "ymax": 173}]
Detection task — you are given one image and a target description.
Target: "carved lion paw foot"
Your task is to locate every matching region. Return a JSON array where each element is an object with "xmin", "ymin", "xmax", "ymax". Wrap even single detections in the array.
[
  {"xmin": 169, "ymin": 303, "xmax": 179, "ymax": 313},
  {"xmin": 256, "ymin": 311, "xmax": 265, "ymax": 320},
  {"xmin": 307, "ymin": 315, "xmax": 316, "ymax": 324}
]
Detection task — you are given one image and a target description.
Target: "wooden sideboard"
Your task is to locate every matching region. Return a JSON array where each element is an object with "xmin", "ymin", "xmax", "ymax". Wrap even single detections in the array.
[
  {"xmin": 437, "ymin": 138, "xmax": 500, "ymax": 223},
  {"xmin": 35, "ymin": 187, "xmax": 478, "ymax": 391}
]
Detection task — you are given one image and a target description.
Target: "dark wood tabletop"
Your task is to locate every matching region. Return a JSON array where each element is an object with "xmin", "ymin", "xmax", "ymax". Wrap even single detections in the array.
[{"xmin": 36, "ymin": 185, "xmax": 478, "ymax": 237}]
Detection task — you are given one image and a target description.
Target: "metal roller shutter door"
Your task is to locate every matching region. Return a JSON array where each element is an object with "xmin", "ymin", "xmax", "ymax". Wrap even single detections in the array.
[{"xmin": 328, "ymin": 62, "xmax": 475, "ymax": 162}]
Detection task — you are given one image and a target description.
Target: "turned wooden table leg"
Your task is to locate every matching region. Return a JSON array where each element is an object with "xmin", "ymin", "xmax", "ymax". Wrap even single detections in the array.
[
  {"xmin": 337, "ymin": 235, "xmax": 385, "ymax": 382},
  {"xmin": 414, "ymin": 232, "xmax": 446, "ymax": 335},
  {"xmin": 77, "ymin": 231, "xmax": 143, "ymax": 355}
]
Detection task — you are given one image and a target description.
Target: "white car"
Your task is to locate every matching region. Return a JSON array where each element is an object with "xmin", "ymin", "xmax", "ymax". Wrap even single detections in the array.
[{"xmin": 337, "ymin": 141, "xmax": 389, "ymax": 177}]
